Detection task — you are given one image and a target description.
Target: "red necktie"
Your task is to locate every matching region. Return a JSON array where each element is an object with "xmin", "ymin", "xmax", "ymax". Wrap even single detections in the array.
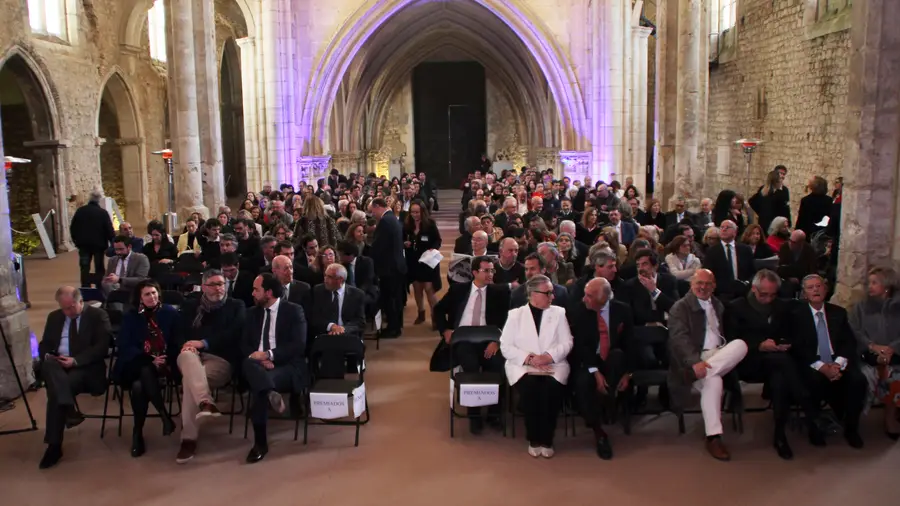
[{"xmin": 597, "ymin": 311, "xmax": 610, "ymax": 360}]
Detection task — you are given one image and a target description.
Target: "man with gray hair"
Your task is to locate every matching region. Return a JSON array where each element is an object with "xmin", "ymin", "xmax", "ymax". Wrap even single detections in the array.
[
  {"xmin": 176, "ymin": 269, "xmax": 247, "ymax": 464},
  {"xmin": 454, "ymin": 215, "xmax": 483, "ymax": 254},
  {"xmin": 310, "ymin": 263, "xmax": 366, "ymax": 339},
  {"xmin": 569, "ymin": 247, "xmax": 624, "ymax": 302},
  {"xmin": 725, "ymin": 269, "xmax": 822, "ymax": 460},
  {"xmin": 38, "ymin": 286, "xmax": 112, "ymax": 469},
  {"xmin": 70, "ymin": 189, "xmax": 116, "ymax": 287},
  {"xmin": 537, "ymin": 242, "xmax": 574, "ymax": 286}
]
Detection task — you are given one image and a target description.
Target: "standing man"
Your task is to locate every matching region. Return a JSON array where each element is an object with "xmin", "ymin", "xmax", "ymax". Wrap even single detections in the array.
[
  {"xmin": 668, "ymin": 269, "xmax": 748, "ymax": 461},
  {"xmin": 370, "ymin": 198, "xmax": 407, "ymax": 338},
  {"xmin": 70, "ymin": 189, "xmax": 115, "ymax": 287}
]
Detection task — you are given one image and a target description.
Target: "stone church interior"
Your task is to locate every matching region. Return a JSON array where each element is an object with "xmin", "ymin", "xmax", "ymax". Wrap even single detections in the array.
[{"xmin": 0, "ymin": 0, "xmax": 898, "ymax": 504}]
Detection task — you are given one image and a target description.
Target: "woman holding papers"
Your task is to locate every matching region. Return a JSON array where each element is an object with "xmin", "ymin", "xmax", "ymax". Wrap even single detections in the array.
[{"xmin": 404, "ymin": 200, "xmax": 442, "ymax": 325}]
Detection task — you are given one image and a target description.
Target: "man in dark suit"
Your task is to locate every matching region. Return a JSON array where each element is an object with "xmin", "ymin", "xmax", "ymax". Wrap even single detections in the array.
[
  {"xmin": 510, "ymin": 253, "xmax": 569, "ymax": 309},
  {"xmin": 454, "ymin": 216, "xmax": 482, "ymax": 254},
  {"xmin": 781, "ymin": 274, "xmax": 867, "ymax": 449},
  {"xmin": 665, "ymin": 197, "xmax": 694, "ymax": 229},
  {"xmin": 370, "ymin": 198, "xmax": 407, "ymax": 338},
  {"xmin": 777, "ymin": 230, "xmax": 817, "ymax": 296},
  {"xmin": 337, "ymin": 241, "xmax": 379, "ymax": 318},
  {"xmin": 725, "ymin": 269, "xmax": 822, "ymax": 460},
  {"xmin": 271, "ymin": 255, "xmax": 312, "ymax": 317},
  {"xmin": 220, "ymin": 252, "xmax": 254, "ymax": 307},
  {"xmin": 702, "ymin": 220, "xmax": 756, "ymax": 301},
  {"xmin": 569, "ymin": 277, "xmax": 633, "ymax": 460},
  {"xmin": 693, "ymin": 198, "xmax": 715, "ymax": 230},
  {"xmin": 622, "ymin": 249, "xmax": 679, "ymax": 325},
  {"xmin": 557, "ymin": 198, "xmax": 581, "ymax": 225},
  {"xmin": 607, "ymin": 209, "xmax": 639, "ymax": 247},
  {"xmin": 309, "ymin": 264, "xmax": 367, "ymax": 377},
  {"xmin": 434, "ymin": 256, "xmax": 511, "ymax": 434},
  {"xmin": 38, "ymin": 286, "xmax": 111, "ymax": 469},
  {"xmin": 241, "ymin": 273, "xmax": 308, "ymax": 463}
]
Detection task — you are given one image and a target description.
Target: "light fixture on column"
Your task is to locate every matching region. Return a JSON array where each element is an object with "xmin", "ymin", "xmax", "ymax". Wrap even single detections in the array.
[
  {"xmin": 4, "ymin": 156, "xmax": 31, "ymax": 171},
  {"xmin": 151, "ymin": 149, "xmax": 176, "ymax": 232},
  {"xmin": 734, "ymin": 139, "xmax": 763, "ymax": 196}
]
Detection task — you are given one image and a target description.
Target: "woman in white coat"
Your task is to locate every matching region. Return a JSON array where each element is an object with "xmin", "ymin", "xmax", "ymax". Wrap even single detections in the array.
[{"xmin": 500, "ymin": 274, "xmax": 574, "ymax": 458}]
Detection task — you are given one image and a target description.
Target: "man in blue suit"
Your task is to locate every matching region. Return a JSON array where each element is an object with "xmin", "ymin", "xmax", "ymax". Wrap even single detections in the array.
[
  {"xmin": 370, "ymin": 198, "xmax": 407, "ymax": 338},
  {"xmin": 608, "ymin": 209, "xmax": 638, "ymax": 247}
]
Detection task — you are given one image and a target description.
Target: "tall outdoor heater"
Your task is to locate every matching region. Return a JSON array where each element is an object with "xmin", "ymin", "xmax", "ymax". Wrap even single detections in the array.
[{"xmin": 152, "ymin": 149, "xmax": 177, "ymax": 232}]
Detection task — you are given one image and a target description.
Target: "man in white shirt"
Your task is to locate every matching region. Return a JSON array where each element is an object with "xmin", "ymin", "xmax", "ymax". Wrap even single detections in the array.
[{"xmin": 668, "ymin": 269, "xmax": 748, "ymax": 461}]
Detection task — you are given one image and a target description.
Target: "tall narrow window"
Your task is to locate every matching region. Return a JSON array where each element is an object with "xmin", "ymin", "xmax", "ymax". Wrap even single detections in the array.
[
  {"xmin": 720, "ymin": 0, "xmax": 737, "ymax": 31},
  {"xmin": 28, "ymin": 0, "xmax": 68, "ymax": 39},
  {"xmin": 148, "ymin": 0, "xmax": 167, "ymax": 62}
]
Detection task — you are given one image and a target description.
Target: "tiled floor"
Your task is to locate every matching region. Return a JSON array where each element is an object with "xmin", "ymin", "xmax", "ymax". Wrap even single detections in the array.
[{"xmin": 0, "ymin": 191, "xmax": 898, "ymax": 506}]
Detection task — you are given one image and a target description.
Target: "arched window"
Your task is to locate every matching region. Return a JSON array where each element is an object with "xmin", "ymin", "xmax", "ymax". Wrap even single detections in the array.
[
  {"xmin": 148, "ymin": 0, "xmax": 167, "ymax": 62},
  {"xmin": 28, "ymin": 0, "xmax": 68, "ymax": 39},
  {"xmin": 719, "ymin": 0, "xmax": 737, "ymax": 31}
]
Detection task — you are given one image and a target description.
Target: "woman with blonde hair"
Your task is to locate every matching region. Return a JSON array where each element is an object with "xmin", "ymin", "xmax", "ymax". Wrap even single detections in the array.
[
  {"xmin": 599, "ymin": 227, "xmax": 628, "ymax": 265},
  {"xmin": 344, "ymin": 222, "xmax": 370, "ymax": 257},
  {"xmin": 296, "ymin": 195, "xmax": 340, "ymax": 247}
]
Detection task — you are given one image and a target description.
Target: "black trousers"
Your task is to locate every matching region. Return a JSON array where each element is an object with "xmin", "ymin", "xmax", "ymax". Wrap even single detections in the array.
[
  {"xmin": 574, "ymin": 349, "xmax": 626, "ymax": 429},
  {"xmin": 120, "ymin": 356, "xmax": 170, "ymax": 433},
  {"xmin": 515, "ymin": 375, "xmax": 565, "ymax": 447},
  {"xmin": 78, "ymin": 248, "xmax": 106, "ymax": 287},
  {"xmin": 243, "ymin": 358, "xmax": 296, "ymax": 445},
  {"xmin": 455, "ymin": 341, "xmax": 505, "ymax": 416},
  {"xmin": 799, "ymin": 362, "xmax": 867, "ymax": 432},
  {"xmin": 378, "ymin": 273, "xmax": 406, "ymax": 333},
  {"xmin": 41, "ymin": 360, "xmax": 105, "ymax": 445},
  {"xmin": 738, "ymin": 352, "xmax": 817, "ymax": 434}
]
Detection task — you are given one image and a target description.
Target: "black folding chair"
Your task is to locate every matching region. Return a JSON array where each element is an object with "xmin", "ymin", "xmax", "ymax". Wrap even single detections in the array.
[
  {"xmin": 622, "ymin": 325, "xmax": 686, "ymax": 435},
  {"xmin": 76, "ymin": 333, "xmax": 122, "ymax": 438},
  {"xmin": 161, "ymin": 290, "xmax": 185, "ymax": 309},
  {"xmin": 304, "ymin": 334, "xmax": 368, "ymax": 447},
  {"xmin": 448, "ymin": 326, "xmax": 506, "ymax": 438}
]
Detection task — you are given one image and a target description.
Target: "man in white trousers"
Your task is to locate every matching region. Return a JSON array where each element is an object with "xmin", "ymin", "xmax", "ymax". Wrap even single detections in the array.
[{"xmin": 668, "ymin": 269, "xmax": 748, "ymax": 461}]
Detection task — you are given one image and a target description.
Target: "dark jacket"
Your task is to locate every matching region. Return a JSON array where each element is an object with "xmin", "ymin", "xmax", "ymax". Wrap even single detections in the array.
[
  {"xmin": 70, "ymin": 201, "xmax": 115, "ymax": 251},
  {"xmin": 777, "ymin": 242, "xmax": 817, "ymax": 281},
  {"xmin": 241, "ymin": 300, "xmax": 308, "ymax": 389},
  {"xmin": 114, "ymin": 304, "xmax": 180, "ymax": 378},
  {"xmin": 796, "ymin": 193, "xmax": 833, "ymax": 238},
  {"xmin": 309, "ymin": 284, "xmax": 367, "ymax": 337},
  {"xmin": 434, "ymin": 282, "xmax": 511, "ymax": 333},
  {"xmin": 39, "ymin": 305, "xmax": 111, "ymax": 370},
  {"xmin": 781, "ymin": 301, "xmax": 858, "ymax": 368},
  {"xmin": 371, "ymin": 210, "xmax": 407, "ymax": 277},
  {"xmin": 622, "ymin": 272, "xmax": 679, "ymax": 325},
  {"xmin": 667, "ymin": 292, "xmax": 725, "ymax": 409},
  {"xmin": 178, "ymin": 297, "xmax": 247, "ymax": 367},
  {"xmin": 568, "ymin": 299, "xmax": 634, "ymax": 372}
]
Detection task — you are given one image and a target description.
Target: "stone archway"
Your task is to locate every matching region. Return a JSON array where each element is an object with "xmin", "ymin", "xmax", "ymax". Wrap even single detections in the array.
[
  {"xmin": 97, "ymin": 71, "xmax": 147, "ymax": 222},
  {"xmin": 220, "ymin": 37, "xmax": 246, "ymax": 198},
  {"xmin": 303, "ymin": 0, "xmax": 588, "ymax": 163},
  {"xmin": 0, "ymin": 51, "xmax": 62, "ymax": 253}
]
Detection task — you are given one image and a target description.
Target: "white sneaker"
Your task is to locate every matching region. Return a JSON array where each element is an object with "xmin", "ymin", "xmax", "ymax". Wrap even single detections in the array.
[
  {"xmin": 540, "ymin": 446, "xmax": 555, "ymax": 458},
  {"xmin": 527, "ymin": 445, "xmax": 541, "ymax": 458}
]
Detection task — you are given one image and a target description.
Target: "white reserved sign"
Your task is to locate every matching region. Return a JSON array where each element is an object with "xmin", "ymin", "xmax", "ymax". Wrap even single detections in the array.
[
  {"xmin": 352, "ymin": 383, "xmax": 366, "ymax": 418},
  {"xmin": 309, "ymin": 392, "xmax": 349, "ymax": 419},
  {"xmin": 459, "ymin": 384, "xmax": 500, "ymax": 408}
]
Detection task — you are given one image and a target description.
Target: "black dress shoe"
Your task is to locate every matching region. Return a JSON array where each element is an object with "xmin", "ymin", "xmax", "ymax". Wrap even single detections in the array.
[
  {"xmin": 469, "ymin": 417, "xmax": 484, "ymax": 435},
  {"xmin": 246, "ymin": 445, "xmax": 268, "ymax": 464},
  {"xmin": 64, "ymin": 408, "xmax": 85, "ymax": 429},
  {"xmin": 131, "ymin": 433, "xmax": 146, "ymax": 458},
  {"xmin": 808, "ymin": 426, "xmax": 827, "ymax": 447},
  {"xmin": 39, "ymin": 445, "xmax": 62, "ymax": 469},
  {"xmin": 774, "ymin": 436, "xmax": 794, "ymax": 460},
  {"xmin": 595, "ymin": 436, "xmax": 614, "ymax": 460},
  {"xmin": 162, "ymin": 416, "xmax": 176, "ymax": 436},
  {"xmin": 844, "ymin": 430, "xmax": 864, "ymax": 449},
  {"xmin": 886, "ymin": 431, "xmax": 900, "ymax": 441}
]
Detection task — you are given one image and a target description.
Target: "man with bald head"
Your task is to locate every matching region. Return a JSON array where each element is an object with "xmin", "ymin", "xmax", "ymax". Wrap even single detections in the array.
[
  {"xmin": 569, "ymin": 277, "xmax": 634, "ymax": 460},
  {"xmin": 471, "ymin": 231, "xmax": 489, "ymax": 257},
  {"xmin": 668, "ymin": 269, "xmax": 748, "ymax": 461},
  {"xmin": 38, "ymin": 286, "xmax": 111, "ymax": 469},
  {"xmin": 702, "ymin": 219, "xmax": 756, "ymax": 301},
  {"xmin": 493, "ymin": 237, "xmax": 525, "ymax": 285},
  {"xmin": 272, "ymin": 255, "xmax": 311, "ymax": 314},
  {"xmin": 776, "ymin": 229, "xmax": 817, "ymax": 296}
]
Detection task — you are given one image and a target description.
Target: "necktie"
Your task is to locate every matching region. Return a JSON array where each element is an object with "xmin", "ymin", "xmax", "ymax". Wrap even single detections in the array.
[
  {"xmin": 815, "ymin": 312, "xmax": 833, "ymax": 363},
  {"xmin": 71, "ymin": 317, "xmax": 78, "ymax": 339},
  {"xmin": 471, "ymin": 288, "xmax": 483, "ymax": 326},
  {"xmin": 118, "ymin": 257, "xmax": 125, "ymax": 277},
  {"xmin": 331, "ymin": 291, "xmax": 340, "ymax": 324},
  {"xmin": 226, "ymin": 280, "xmax": 233, "ymax": 297},
  {"xmin": 596, "ymin": 311, "xmax": 610, "ymax": 360},
  {"xmin": 262, "ymin": 308, "xmax": 271, "ymax": 351},
  {"xmin": 346, "ymin": 264, "xmax": 355, "ymax": 287},
  {"xmin": 725, "ymin": 244, "xmax": 735, "ymax": 278}
]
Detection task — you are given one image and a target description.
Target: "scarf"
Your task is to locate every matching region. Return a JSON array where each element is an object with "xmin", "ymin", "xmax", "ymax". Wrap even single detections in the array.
[
  {"xmin": 193, "ymin": 294, "xmax": 226, "ymax": 329},
  {"xmin": 141, "ymin": 303, "xmax": 167, "ymax": 355}
]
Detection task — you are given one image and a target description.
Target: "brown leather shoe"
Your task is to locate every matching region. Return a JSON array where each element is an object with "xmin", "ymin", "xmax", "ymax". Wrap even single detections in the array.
[
  {"xmin": 176, "ymin": 440, "xmax": 197, "ymax": 464},
  {"xmin": 706, "ymin": 437, "xmax": 731, "ymax": 461},
  {"xmin": 196, "ymin": 401, "xmax": 221, "ymax": 420}
]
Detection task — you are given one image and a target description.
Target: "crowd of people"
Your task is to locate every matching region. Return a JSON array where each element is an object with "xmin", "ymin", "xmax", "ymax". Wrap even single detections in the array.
[{"xmin": 38, "ymin": 163, "xmax": 896, "ymax": 470}]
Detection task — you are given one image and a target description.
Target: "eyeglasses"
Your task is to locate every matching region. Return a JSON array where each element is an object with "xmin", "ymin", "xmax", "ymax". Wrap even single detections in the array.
[
  {"xmin": 533, "ymin": 290, "xmax": 555, "ymax": 297},
  {"xmin": 204, "ymin": 282, "xmax": 226, "ymax": 288}
]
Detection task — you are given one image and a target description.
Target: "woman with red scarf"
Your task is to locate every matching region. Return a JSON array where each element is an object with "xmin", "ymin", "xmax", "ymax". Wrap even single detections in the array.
[{"xmin": 114, "ymin": 279, "xmax": 179, "ymax": 458}]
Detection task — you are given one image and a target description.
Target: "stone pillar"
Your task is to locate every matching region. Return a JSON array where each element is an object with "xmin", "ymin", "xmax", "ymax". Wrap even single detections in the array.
[
  {"xmin": 672, "ymin": 0, "xmax": 708, "ymax": 207},
  {"xmin": 0, "ymin": 111, "xmax": 35, "ymax": 400},
  {"xmin": 237, "ymin": 37, "xmax": 261, "ymax": 192},
  {"xmin": 262, "ymin": 0, "xmax": 285, "ymax": 185},
  {"xmin": 833, "ymin": 0, "xmax": 900, "ymax": 306},
  {"xmin": 654, "ymin": 0, "xmax": 678, "ymax": 203},
  {"xmin": 166, "ymin": 0, "xmax": 208, "ymax": 220},
  {"xmin": 192, "ymin": 0, "xmax": 225, "ymax": 212},
  {"xmin": 630, "ymin": 26, "xmax": 653, "ymax": 199},
  {"xmin": 594, "ymin": 0, "xmax": 628, "ymax": 182}
]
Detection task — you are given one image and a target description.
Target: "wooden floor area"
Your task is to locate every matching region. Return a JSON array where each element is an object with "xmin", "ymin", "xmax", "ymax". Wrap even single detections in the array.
[{"xmin": 1, "ymin": 190, "xmax": 898, "ymax": 506}]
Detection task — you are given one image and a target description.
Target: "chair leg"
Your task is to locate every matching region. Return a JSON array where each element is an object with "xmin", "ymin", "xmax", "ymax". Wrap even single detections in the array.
[
  {"xmin": 677, "ymin": 412, "xmax": 686, "ymax": 434},
  {"xmin": 623, "ymin": 388, "xmax": 632, "ymax": 435},
  {"xmin": 117, "ymin": 387, "xmax": 124, "ymax": 437},
  {"xmin": 228, "ymin": 385, "xmax": 237, "ymax": 435},
  {"xmin": 354, "ymin": 415, "xmax": 360, "ymax": 447},
  {"xmin": 243, "ymin": 396, "xmax": 250, "ymax": 440},
  {"xmin": 100, "ymin": 383, "xmax": 111, "ymax": 439},
  {"xmin": 303, "ymin": 395, "xmax": 310, "ymax": 445}
]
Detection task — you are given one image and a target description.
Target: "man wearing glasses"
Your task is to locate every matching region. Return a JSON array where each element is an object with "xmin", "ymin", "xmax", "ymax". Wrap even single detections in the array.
[{"xmin": 434, "ymin": 256, "xmax": 511, "ymax": 434}]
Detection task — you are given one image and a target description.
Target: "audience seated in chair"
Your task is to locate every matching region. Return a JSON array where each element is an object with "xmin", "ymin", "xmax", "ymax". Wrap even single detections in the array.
[{"xmin": 102, "ymin": 235, "xmax": 150, "ymax": 296}]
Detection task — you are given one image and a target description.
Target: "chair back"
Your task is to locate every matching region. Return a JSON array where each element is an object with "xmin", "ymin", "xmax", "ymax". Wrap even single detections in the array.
[
  {"xmin": 79, "ymin": 287, "xmax": 105, "ymax": 304},
  {"xmin": 632, "ymin": 325, "xmax": 668, "ymax": 347},
  {"xmin": 309, "ymin": 334, "xmax": 366, "ymax": 380},
  {"xmin": 105, "ymin": 289, "xmax": 131, "ymax": 308},
  {"xmin": 161, "ymin": 290, "xmax": 185, "ymax": 307},
  {"xmin": 450, "ymin": 326, "xmax": 502, "ymax": 347}
]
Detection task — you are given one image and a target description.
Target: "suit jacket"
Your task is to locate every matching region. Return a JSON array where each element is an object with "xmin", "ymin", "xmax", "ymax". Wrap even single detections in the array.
[
  {"xmin": 725, "ymin": 296, "xmax": 788, "ymax": 355},
  {"xmin": 348, "ymin": 256, "xmax": 376, "ymax": 292},
  {"xmin": 781, "ymin": 301, "xmax": 857, "ymax": 369},
  {"xmin": 114, "ymin": 304, "xmax": 180, "ymax": 378},
  {"xmin": 622, "ymin": 273, "xmax": 679, "ymax": 325},
  {"xmin": 665, "ymin": 211, "xmax": 695, "ymax": 229},
  {"xmin": 39, "ymin": 305, "xmax": 110, "ymax": 371},
  {"xmin": 241, "ymin": 300, "xmax": 308, "ymax": 386},
  {"xmin": 777, "ymin": 242, "xmax": 817, "ymax": 281},
  {"xmin": 667, "ymin": 292, "xmax": 725, "ymax": 409},
  {"xmin": 796, "ymin": 193, "xmax": 833, "ymax": 238},
  {"xmin": 178, "ymin": 297, "xmax": 247, "ymax": 366},
  {"xmin": 283, "ymin": 280, "xmax": 312, "ymax": 316},
  {"xmin": 500, "ymin": 305, "xmax": 574, "ymax": 385},
  {"xmin": 103, "ymin": 252, "xmax": 150, "ymax": 293},
  {"xmin": 228, "ymin": 271, "xmax": 256, "ymax": 308},
  {"xmin": 309, "ymin": 284, "xmax": 367, "ymax": 337},
  {"xmin": 434, "ymin": 282, "xmax": 511, "ymax": 333},
  {"xmin": 702, "ymin": 242, "xmax": 756, "ymax": 297},
  {"xmin": 371, "ymin": 210, "xmax": 407, "ymax": 277},
  {"xmin": 616, "ymin": 221, "xmax": 639, "ymax": 246},
  {"xmin": 568, "ymin": 299, "xmax": 634, "ymax": 372},
  {"xmin": 454, "ymin": 233, "xmax": 473, "ymax": 255},
  {"xmin": 510, "ymin": 283, "xmax": 569, "ymax": 310}
]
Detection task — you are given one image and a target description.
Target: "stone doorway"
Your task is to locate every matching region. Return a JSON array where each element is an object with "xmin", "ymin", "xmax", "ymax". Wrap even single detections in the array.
[
  {"xmin": 97, "ymin": 72, "xmax": 146, "ymax": 224},
  {"xmin": 220, "ymin": 37, "xmax": 246, "ymax": 199}
]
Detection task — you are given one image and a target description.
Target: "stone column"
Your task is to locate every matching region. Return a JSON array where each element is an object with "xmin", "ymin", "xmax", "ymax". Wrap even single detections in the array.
[
  {"xmin": 261, "ymin": 0, "xmax": 285, "ymax": 185},
  {"xmin": 166, "ymin": 0, "xmax": 208, "ymax": 220},
  {"xmin": 672, "ymin": 0, "xmax": 708, "ymax": 208},
  {"xmin": 654, "ymin": 0, "xmax": 678, "ymax": 203},
  {"xmin": 630, "ymin": 26, "xmax": 653, "ymax": 199},
  {"xmin": 192, "ymin": 0, "xmax": 225, "ymax": 212},
  {"xmin": 237, "ymin": 37, "xmax": 261, "ymax": 192},
  {"xmin": 833, "ymin": 0, "xmax": 900, "ymax": 306},
  {"xmin": 0, "ymin": 111, "xmax": 35, "ymax": 400}
]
